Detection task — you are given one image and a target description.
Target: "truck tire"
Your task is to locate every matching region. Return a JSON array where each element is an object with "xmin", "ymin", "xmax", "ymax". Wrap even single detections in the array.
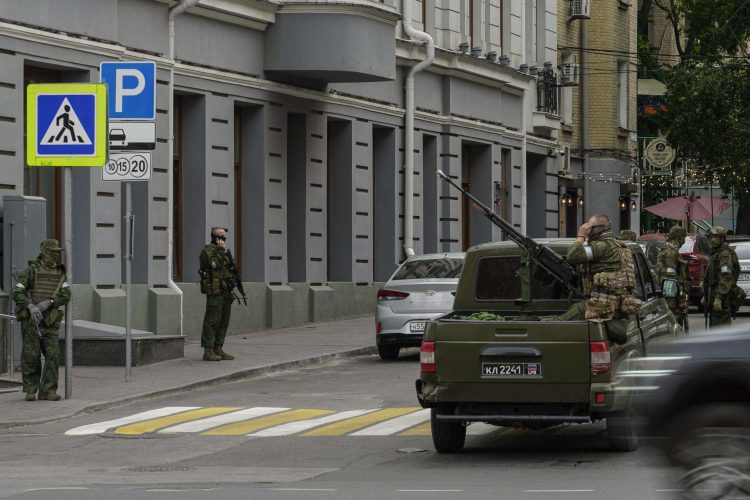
[
  {"xmin": 377, "ymin": 345, "xmax": 400, "ymax": 360},
  {"xmin": 607, "ymin": 407, "xmax": 639, "ymax": 452},
  {"xmin": 431, "ymin": 407, "xmax": 466, "ymax": 453}
]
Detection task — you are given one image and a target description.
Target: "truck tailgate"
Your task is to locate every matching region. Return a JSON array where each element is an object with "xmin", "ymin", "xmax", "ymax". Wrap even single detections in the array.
[{"xmin": 434, "ymin": 320, "xmax": 591, "ymax": 403}]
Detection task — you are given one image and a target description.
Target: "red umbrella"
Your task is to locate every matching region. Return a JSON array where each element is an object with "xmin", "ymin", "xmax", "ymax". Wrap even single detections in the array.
[{"xmin": 645, "ymin": 193, "xmax": 732, "ymax": 221}]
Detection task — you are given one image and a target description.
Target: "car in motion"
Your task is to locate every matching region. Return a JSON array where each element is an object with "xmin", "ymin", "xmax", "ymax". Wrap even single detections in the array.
[
  {"xmin": 375, "ymin": 252, "xmax": 464, "ymax": 360},
  {"xmin": 636, "ymin": 328, "xmax": 750, "ymax": 498}
]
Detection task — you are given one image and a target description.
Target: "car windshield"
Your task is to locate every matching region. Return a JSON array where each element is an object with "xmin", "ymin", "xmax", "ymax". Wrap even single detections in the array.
[
  {"xmin": 474, "ymin": 256, "xmax": 567, "ymax": 300},
  {"xmin": 734, "ymin": 245, "xmax": 750, "ymax": 260},
  {"xmin": 392, "ymin": 257, "xmax": 463, "ymax": 280}
]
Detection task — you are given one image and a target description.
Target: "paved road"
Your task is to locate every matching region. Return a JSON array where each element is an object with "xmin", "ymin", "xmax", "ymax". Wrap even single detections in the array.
[{"xmin": 3, "ymin": 312, "xmax": 748, "ymax": 500}]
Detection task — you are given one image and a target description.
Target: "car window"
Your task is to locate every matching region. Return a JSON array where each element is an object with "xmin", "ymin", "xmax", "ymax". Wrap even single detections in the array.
[
  {"xmin": 392, "ymin": 258, "xmax": 463, "ymax": 280},
  {"xmin": 734, "ymin": 245, "xmax": 750, "ymax": 260},
  {"xmin": 636, "ymin": 253, "xmax": 657, "ymax": 299},
  {"xmin": 474, "ymin": 256, "xmax": 567, "ymax": 301},
  {"xmin": 632, "ymin": 255, "xmax": 645, "ymax": 300}
]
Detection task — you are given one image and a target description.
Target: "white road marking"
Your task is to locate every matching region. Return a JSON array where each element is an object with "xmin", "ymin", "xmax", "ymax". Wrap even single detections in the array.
[
  {"xmin": 252, "ymin": 409, "xmax": 378, "ymax": 436},
  {"xmin": 351, "ymin": 409, "xmax": 430, "ymax": 436},
  {"xmin": 25, "ymin": 488, "xmax": 89, "ymax": 492},
  {"xmin": 159, "ymin": 407, "xmax": 289, "ymax": 433},
  {"xmin": 466, "ymin": 422, "xmax": 502, "ymax": 435},
  {"xmin": 525, "ymin": 490, "xmax": 594, "ymax": 493},
  {"xmin": 65, "ymin": 407, "xmax": 199, "ymax": 435},
  {"xmin": 147, "ymin": 489, "xmax": 217, "ymax": 492},
  {"xmin": 272, "ymin": 488, "xmax": 338, "ymax": 491},
  {"xmin": 397, "ymin": 490, "xmax": 464, "ymax": 492}
]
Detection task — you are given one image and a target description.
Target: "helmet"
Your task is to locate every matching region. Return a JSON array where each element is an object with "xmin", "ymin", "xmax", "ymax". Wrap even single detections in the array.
[
  {"xmin": 40, "ymin": 239, "xmax": 62, "ymax": 251},
  {"xmin": 667, "ymin": 226, "xmax": 687, "ymax": 242},
  {"xmin": 618, "ymin": 230, "xmax": 637, "ymax": 242},
  {"xmin": 708, "ymin": 226, "xmax": 726, "ymax": 237}
]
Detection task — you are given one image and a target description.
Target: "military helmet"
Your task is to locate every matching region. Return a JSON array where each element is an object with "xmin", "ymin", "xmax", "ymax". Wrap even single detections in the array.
[
  {"xmin": 40, "ymin": 239, "xmax": 62, "ymax": 251},
  {"xmin": 618, "ymin": 230, "xmax": 637, "ymax": 241},
  {"xmin": 708, "ymin": 226, "xmax": 726, "ymax": 237},
  {"xmin": 667, "ymin": 226, "xmax": 687, "ymax": 241}
]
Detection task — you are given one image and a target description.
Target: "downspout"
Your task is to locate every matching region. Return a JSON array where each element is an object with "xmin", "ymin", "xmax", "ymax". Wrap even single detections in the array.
[
  {"xmin": 402, "ymin": 0, "xmax": 434, "ymax": 258},
  {"xmin": 520, "ymin": 0, "xmax": 528, "ymax": 234},
  {"xmin": 581, "ymin": 17, "xmax": 589, "ymax": 220},
  {"xmin": 168, "ymin": 0, "xmax": 199, "ymax": 335}
]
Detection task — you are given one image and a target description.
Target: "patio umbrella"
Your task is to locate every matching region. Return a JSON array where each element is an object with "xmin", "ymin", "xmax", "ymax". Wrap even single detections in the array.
[{"xmin": 645, "ymin": 193, "xmax": 732, "ymax": 222}]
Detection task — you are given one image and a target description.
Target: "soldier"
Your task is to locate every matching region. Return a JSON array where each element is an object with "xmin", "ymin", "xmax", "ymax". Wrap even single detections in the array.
[
  {"xmin": 704, "ymin": 226, "xmax": 740, "ymax": 328},
  {"xmin": 618, "ymin": 229, "xmax": 637, "ymax": 242},
  {"xmin": 558, "ymin": 214, "xmax": 640, "ymax": 343},
  {"xmin": 11, "ymin": 239, "xmax": 71, "ymax": 401},
  {"xmin": 656, "ymin": 226, "xmax": 688, "ymax": 328},
  {"xmin": 199, "ymin": 227, "xmax": 235, "ymax": 361}
]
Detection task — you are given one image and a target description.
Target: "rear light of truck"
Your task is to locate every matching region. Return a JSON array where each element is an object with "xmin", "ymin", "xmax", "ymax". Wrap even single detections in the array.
[
  {"xmin": 590, "ymin": 342, "xmax": 611, "ymax": 375},
  {"xmin": 377, "ymin": 289, "xmax": 410, "ymax": 301},
  {"xmin": 420, "ymin": 341, "xmax": 436, "ymax": 373}
]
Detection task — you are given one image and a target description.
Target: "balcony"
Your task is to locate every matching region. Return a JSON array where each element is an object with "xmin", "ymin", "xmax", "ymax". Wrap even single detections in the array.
[
  {"xmin": 264, "ymin": 2, "xmax": 399, "ymax": 84},
  {"xmin": 532, "ymin": 111, "xmax": 561, "ymax": 134}
]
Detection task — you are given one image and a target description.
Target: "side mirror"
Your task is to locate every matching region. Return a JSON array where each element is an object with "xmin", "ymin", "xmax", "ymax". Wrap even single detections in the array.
[{"xmin": 661, "ymin": 278, "xmax": 679, "ymax": 299}]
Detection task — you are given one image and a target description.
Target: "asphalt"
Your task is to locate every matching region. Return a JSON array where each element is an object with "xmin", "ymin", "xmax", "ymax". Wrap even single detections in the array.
[{"xmin": 0, "ymin": 314, "xmax": 376, "ymax": 428}]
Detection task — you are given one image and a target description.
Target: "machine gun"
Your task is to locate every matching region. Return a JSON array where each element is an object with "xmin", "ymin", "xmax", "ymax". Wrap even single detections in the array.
[
  {"xmin": 225, "ymin": 249, "xmax": 248, "ymax": 306},
  {"xmin": 437, "ymin": 170, "xmax": 583, "ymax": 298}
]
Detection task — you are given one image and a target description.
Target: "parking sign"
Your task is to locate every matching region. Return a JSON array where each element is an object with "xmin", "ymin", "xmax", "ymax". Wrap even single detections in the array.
[{"xmin": 100, "ymin": 61, "xmax": 155, "ymax": 120}]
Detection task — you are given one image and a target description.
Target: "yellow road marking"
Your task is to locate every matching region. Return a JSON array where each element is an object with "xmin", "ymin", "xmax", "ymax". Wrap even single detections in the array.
[
  {"xmin": 114, "ymin": 407, "xmax": 240, "ymax": 435},
  {"xmin": 304, "ymin": 408, "xmax": 420, "ymax": 436},
  {"xmin": 202, "ymin": 409, "xmax": 333, "ymax": 436},
  {"xmin": 399, "ymin": 421, "xmax": 432, "ymax": 436}
]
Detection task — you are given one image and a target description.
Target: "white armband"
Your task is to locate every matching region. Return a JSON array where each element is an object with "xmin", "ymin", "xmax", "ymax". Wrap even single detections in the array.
[{"xmin": 583, "ymin": 245, "xmax": 594, "ymax": 261}]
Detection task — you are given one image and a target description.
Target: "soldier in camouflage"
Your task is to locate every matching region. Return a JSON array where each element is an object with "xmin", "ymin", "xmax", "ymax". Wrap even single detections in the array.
[
  {"xmin": 11, "ymin": 239, "xmax": 71, "ymax": 401},
  {"xmin": 656, "ymin": 226, "xmax": 688, "ymax": 327},
  {"xmin": 618, "ymin": 229, "xmax": 637, "ymax": 242},
  {"xmin": 704, "ymin": 226, "xmax": 740, "ymax": 328},
  {"xmin": 199, "ymin": 227, "xmax": 235, "ymax": 361},
  {"xmin": 558, "ymin": 214, "xmax": 640, "ymax": 343}
]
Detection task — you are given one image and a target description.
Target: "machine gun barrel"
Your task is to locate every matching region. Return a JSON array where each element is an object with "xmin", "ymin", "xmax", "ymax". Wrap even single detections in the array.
[{"xmin": 436, "ymin": 170, "xmax": 583, "ymax": 297}]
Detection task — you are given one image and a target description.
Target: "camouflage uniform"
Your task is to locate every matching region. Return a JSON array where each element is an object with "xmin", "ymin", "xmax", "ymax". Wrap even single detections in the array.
[
  {"xmin": 618, "ymin": 230, "xmax": 637, "ymax": 242},
  {"xmin": 559, "ymin": 232, "xmax": 640, "ymax": 343},
  {"xmin": 199, "ymin": 243, "xmax": 235, "ymax": 360},
  {"xmin": 11, "ymin": 240, "xmax": 71, "ymax": 400},
  {"xmin": 656, "ymin": 227, "xmax": 688, "ymax": 326},
  {"xmin": 704, "ymin": 227, "xmax": 740, "ymax": 328}
]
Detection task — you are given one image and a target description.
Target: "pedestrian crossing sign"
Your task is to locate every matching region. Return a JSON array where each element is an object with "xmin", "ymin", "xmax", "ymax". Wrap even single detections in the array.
[{"xmin": 26, "ymin": 83, "xmax": 107, "ymax": 167}]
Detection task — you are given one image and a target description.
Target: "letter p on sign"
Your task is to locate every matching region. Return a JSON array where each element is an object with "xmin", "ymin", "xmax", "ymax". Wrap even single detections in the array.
[{"xmin": 100, "ymin": 61, "xmax": 156, "ymax": 120}]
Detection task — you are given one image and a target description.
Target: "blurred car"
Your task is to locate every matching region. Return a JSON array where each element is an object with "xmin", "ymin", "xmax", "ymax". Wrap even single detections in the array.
[
  {"xmin": 731, "ymin": 242, "xmax": 750, "ymax": 305},
  {"xmin": 638, "ymin": 233, "xmax": 710, "ymax": 306},
  {"xmin": 375, "ymin": 253, "xmax": 464, "ymax": 360},
  {"xmin": 636, "ymin": 329, "xmax": 750, "ymax": 498}
]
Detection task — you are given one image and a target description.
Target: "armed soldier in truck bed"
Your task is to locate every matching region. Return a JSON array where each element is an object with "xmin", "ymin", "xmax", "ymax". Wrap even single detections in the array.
[{"xmin": 558, "ymin": 214, "xmax": 641, "ymax": 343}]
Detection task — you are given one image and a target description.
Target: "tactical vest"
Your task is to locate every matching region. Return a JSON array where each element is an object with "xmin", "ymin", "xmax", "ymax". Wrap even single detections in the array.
[
  {"xmin": 584, "ymin": 238, "xmax": 641, "ymax": 322},
  {"xmin": 200, "ymin": 245, "xmax": 233, "ymax": 295},
  {"xmin": 30, "ymin": 264, "xmax": 63, "ymax": 303}
]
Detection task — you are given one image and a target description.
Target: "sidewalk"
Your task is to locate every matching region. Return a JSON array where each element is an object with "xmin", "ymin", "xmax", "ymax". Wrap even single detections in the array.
[{"xmin": 0, "ymin": 315, "xmax": 376, "ymax": 428}]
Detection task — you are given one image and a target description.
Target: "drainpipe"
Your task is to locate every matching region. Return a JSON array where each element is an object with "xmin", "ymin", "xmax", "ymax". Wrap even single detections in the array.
[
  {"xmin": 168, "ymin": 0, "xmax": 199, "ymax": 335},
  {"xmin": 402, "ymin": 0, "xmax": 434, "ymax": 258},
  {"xmin": 581, "ymin": 18, "xmax": 589, "ymax": 221},
  {"xmin": 520, "ymin": 0, "xmax": 528, "ymax": 235}
]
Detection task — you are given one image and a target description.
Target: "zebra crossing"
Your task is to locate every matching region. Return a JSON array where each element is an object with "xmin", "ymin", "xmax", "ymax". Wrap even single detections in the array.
[{"xmin": 65, "ymin": 406, "xmax": 606, "ymax": 438}]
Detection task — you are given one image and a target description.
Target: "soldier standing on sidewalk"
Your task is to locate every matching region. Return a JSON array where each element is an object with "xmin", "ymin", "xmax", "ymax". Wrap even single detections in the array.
[
  {"xmin": 199, "ymin": 227, "xmax": 235, "ymax": 361},
  {"xmin": 656, "ymin": 226, "xmax": 688, "ymax": 328},
  {"xmin": 12, "ymin": 239, "xmax": 71, "ymax": 401},
  {"xmin": 704, "ymin": 226, "xmax": 740, "ymax": 328}
]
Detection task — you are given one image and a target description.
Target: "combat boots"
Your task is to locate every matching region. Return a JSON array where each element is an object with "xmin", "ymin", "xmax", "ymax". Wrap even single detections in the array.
[
  {"xmin": 38, "ymin": 393, "xmax": 61, "ymax": 401},
  {"xmin": 214, "ymin": 346, "xmax": 235, "ymax": 360},
  {"xmin": 203, "ymin": 348, "xmax": 221, "ymax": 361}
]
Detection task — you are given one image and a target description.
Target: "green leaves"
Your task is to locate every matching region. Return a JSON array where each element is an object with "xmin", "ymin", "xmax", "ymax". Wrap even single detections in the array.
[{"xmin": 467, "ymin": 312, "xmax": 505, "ymax": 321}]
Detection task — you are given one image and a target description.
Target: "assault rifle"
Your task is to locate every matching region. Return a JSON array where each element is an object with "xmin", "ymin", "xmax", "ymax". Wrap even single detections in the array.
[
  {"xmin": 437, "ymin": 170, "xmax": 583, "ymax": 298},
  {"xmin": 225, "ymin": 249, "xmax": 248, "ymax": 306}
]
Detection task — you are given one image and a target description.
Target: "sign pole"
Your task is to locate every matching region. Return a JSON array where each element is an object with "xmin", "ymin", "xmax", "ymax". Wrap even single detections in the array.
[
  {"xmin": 64, "ymin": 166, "xmax": 73, "ymax": 399},
  {"xmin": 124, "ymin": 181, "xmax": 133, "ymax": 381}
]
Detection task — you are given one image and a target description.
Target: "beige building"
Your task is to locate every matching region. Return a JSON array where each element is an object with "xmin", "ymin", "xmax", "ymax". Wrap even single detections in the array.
[{"xmin": 556, "ymin": 0, "xmax": 638, "ymax": 236}]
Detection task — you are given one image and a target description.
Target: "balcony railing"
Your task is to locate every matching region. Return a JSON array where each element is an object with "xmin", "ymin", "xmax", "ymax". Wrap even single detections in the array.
[{"xmin": 536, "ymin": 67, "xmax": 558, "ymax": 115}]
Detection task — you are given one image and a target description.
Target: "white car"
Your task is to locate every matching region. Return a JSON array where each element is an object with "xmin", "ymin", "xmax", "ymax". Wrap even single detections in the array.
[
  {"xmin": 732, "ymin": 242, "xmax": 750, "ymax": 304},
  {"xmin": 375, "ymin": 253, "xmax": 464, "ymax": 360}
]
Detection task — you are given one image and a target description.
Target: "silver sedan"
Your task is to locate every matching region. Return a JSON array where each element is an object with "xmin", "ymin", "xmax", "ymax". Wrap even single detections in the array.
[
  {"xmin": 732, "ymin": 243, "xmax": 750, "ymax": 305},
  {"xmin": 375, "ymin": 252, "xmax": 464, "ymax": 360}
]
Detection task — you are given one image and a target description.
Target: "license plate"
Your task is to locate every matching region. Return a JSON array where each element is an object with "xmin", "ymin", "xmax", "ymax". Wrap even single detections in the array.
[
  {"xmin": 740, "ymin": 274, "xmax": 750, "ymax": 281},
  {"xmin": 482, "ymin": 362, "xmax": 542, "ymax": 377},
  {"xmin": 409, "ymin": 321, "xmax": 426, "ymax": 333}
]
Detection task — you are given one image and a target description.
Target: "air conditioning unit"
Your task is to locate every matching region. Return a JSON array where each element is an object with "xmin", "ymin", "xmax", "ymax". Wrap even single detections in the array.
[
  {"xmin": 567, "ymin": 0, "xmax": 591, "ymax": 22},
  {"xmin": 558, "ymin": 146, "xmax": 571, "ymax": 174},
  {"xmin": 558, "ymin": 62, "xmax": 580, "ymax": 86}
]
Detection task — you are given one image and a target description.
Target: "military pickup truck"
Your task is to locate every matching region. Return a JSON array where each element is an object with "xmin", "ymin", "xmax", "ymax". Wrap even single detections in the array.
[{"xmin": 415, "ymin": 238, "xmax": 684, "ymax": 453}]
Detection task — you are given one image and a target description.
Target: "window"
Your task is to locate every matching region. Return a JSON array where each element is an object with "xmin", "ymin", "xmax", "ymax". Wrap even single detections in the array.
[
  {"xmin": 635, "ymin": 254, "xmax": 657, "ymax": 299},
  {"xmin": 474, "ymin": 256, "xmax": 568, "ymax": 301},
  {"xmin": 561, "ymin": 55, "xmax": 574, "ymax": 124},
  {"xmin": 392, "ymin": 258, "xmax": 464, "ymax": 280},
  {"xmin": 618, "ymin": 61, "xmax": 628, "ymax": 129}
]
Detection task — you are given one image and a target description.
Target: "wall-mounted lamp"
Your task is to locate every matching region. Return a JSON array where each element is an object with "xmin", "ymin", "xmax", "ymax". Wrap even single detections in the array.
[
  {"xmin": 578, "ymin": 197, "xmax": 584, "ymax": 207},
  {"xmin": 630, "ymin": 200, "xmax": 637, "ymax": 212},
  {"xmin": 619, "ymin": 197, "xmax": 627, "ymax": 210}
]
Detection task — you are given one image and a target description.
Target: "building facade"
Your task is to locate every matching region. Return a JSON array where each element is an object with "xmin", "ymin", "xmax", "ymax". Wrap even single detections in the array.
[{"xmin": 0, "ymin": 0, "xmax": 568, "ymax": 342}]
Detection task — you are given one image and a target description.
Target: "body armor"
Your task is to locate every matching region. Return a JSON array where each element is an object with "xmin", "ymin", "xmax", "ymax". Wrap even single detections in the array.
[{"xmin": 30, "ymin": 265, "xmax": 64, "ymax": 304}]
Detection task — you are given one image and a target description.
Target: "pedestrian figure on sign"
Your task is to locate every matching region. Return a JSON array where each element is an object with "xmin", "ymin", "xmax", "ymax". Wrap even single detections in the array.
[
  {"xmin": 11, "ymin": 239, "xmax": 71, "ymax": 401},
  {"xmin": 53, "ymin": 105, "xmax": 79, "ymax": 143}
]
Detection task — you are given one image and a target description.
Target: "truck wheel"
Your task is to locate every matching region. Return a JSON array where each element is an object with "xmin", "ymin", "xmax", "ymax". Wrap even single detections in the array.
[
  {"xmin": 431, "ymin": 407, "xmax": 466, "ymax": 453},
  {"xmin": 377, "ymin": 345, "xmax": 400, "ymax": 360},
  {"xmin": 607, "ymin": 407, "xmax": 639, "ymax": 452}
]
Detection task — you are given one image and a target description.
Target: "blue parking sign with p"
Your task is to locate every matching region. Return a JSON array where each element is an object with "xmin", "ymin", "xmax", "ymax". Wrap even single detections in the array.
[{"xmin": 100, "ymin": 61, "xmax": 155, "ymax": 120}]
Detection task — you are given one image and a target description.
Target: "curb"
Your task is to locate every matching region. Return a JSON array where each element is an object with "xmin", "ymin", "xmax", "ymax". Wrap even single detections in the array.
[{"xmin": 0, "ymin": 345, "xmax": 377, "ymax": 428}]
